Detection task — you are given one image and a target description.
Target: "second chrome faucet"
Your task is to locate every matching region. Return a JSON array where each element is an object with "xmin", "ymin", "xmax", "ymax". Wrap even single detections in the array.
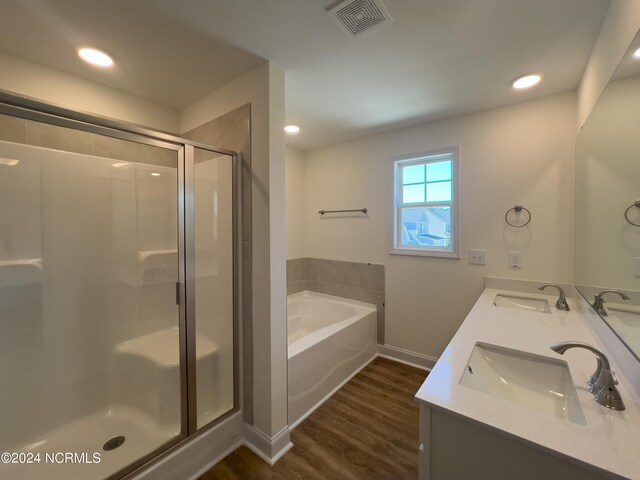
[{"xmin": 538, "ymin": 283, "xmax": 570, "ymax": 311}]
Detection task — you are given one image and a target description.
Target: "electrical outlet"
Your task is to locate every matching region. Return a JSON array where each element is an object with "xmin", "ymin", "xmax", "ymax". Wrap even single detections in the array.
[
  {"xmin": 509, "ymin": 251, "xmax": 522, "ymax": 268},
  {"xmin": 469, "ymin": 249, "xmax": 486, "ymax": 265}
]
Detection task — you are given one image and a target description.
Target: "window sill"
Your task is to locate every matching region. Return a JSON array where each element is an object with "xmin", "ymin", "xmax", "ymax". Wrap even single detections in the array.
[{"xmin": 389, "ymin": 248, "xmax": 460, "ymax": 259}]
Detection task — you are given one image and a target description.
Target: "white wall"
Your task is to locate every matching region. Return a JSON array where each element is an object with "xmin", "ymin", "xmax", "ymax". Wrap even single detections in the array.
[
  {"xmin": 577, "ymin": 0, "xmax": 640, "ymax": 129},
  {"xmin": 303, "ymin": 92, "xmax": 577, "ymax": 359},
  {"xmin": 181, "ymin": 62, "xmax": 289, "ymax": 441},
  {"xmin": 0, "ymin": 51, "xmax": 179, "ymax": 132},
  {"xmin": 286, "ymin": 146, "xmax": 306, "ymax": 259}
]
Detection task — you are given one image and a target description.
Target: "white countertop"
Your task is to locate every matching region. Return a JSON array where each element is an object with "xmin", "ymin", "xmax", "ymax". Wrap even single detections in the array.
[{"xmin": 416, "ymin": 286, "xmax": 640, "ymax": 479}]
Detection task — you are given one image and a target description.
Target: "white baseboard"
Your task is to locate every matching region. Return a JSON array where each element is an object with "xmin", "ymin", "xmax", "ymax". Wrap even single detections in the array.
[
  {"xmin": 288, "ymin": 352, "xmax": 377, "ymax": 431},
  {"xmin": 243, "ymin": 424, "xmax": 293, "ymax": 466},
  {"xmin": 377, "ymin": 344, "xmax": 437, "ymax": 371}
]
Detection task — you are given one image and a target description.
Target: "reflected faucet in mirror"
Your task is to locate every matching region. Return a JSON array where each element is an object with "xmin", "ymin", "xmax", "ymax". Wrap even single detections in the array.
[
  {"xmin": 537, "ymin": 284, "xmax": 570, "ymax": 311},
  {"xmin": 592, "ymin": 290, "xmax": 631, "ymax": 317},
  {"xmin": 550, "ymin": 341, "xmax": 625, "ymax": 411}
]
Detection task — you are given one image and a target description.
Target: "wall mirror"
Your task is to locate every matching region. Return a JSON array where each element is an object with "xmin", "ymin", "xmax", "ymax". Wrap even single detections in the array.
[{"xmin": 575, "ymin": 29, "xmax": 640, "ymax": 360}]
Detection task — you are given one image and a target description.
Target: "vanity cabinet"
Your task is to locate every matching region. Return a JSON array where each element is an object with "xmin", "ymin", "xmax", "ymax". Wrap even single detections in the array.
[{"xmin": 418, "ymin": 404, "xmax": 609, "ymax": 480}]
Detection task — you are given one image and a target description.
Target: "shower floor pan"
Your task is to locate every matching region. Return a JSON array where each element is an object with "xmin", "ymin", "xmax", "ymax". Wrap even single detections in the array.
[
  {"xmin": 0, "ymin": 405, "xmax": 179, "ymax": 480},
  {"xmin": 1, "ymin": 328, "xmax": 226, "ymax": 479}
]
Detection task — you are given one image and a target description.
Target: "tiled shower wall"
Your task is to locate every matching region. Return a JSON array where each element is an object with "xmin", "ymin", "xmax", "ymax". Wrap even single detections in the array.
[
  {"xmin": 287, "ymin": 258, "xmax": 385, "ymax": 344},
  {"xmin": 183, "ymin": 104, "xmax": 253, "ymax": 424}
]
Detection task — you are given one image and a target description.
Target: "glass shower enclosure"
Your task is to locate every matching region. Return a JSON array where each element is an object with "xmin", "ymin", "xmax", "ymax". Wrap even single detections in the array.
[{"xmin": 0, "ymin": 93, "xmax": 239, "ymax": 480}]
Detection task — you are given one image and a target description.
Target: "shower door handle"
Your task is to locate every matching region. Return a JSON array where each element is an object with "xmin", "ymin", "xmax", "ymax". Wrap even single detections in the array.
[{"xmin": 176, "ymin": 282, "xmax": 182, "ymax": 305}]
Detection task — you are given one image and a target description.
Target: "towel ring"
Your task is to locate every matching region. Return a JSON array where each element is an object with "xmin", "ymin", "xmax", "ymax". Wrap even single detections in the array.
[
  {"xmin": 505, "ymin": 204, "xmax": 531, "ymax": 228},
  {"xmin": 624, "ymin": 200, "xmax": 640, "ymax": 227}
]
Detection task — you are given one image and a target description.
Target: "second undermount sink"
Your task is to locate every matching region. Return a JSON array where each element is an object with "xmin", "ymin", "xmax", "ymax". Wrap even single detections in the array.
[
  {"xmin": 494, "ymin": 294, "xmax": 551, "ymax": 314},
  {"xmin": 459, "ymin": 342, "xmax": 585, "ymax": 424}
]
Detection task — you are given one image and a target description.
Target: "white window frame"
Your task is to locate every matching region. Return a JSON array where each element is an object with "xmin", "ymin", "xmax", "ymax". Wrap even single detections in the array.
[{"xmin": 390, "ymin": 146, "xmax": 460, "ymax": 258}]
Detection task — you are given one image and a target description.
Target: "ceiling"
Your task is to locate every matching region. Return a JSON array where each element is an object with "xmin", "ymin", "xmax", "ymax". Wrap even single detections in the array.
[
  {"xmin": 0, "ymin": 0, "xmax": 266, "ymax": 109},
  {"xmin": 0, "ymin": 0, "xmax": 610, "ymax": 150}
]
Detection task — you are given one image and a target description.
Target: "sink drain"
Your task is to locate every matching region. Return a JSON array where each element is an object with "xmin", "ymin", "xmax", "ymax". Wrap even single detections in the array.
[{"xmin": 103, "ymin": 436, "xmax": 126, "ymax": 451}]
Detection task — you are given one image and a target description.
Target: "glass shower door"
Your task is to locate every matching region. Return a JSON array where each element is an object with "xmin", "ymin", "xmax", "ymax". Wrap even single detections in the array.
[
  {"xmin": 0, "ymin": 114, "xmax": 183, "ymax": 479},
  {"xmin": 190, "ymin": 147, "xmax": 236, "ymax": 430}
]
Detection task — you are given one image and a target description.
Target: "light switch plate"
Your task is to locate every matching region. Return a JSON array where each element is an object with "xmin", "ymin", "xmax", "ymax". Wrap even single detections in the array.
[{"xmin": 469, "ymin": 249, "xmax": 486, "ymax": 265}]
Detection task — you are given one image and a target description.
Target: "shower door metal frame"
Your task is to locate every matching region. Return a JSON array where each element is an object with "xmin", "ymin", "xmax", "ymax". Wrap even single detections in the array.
[
  {"xmin": 0, "ymin": 90, "xmax": 242, "ymax": 480},
  {"xmin": 183, "ymin": 144, "xmax": 241, "ymax": 435}
]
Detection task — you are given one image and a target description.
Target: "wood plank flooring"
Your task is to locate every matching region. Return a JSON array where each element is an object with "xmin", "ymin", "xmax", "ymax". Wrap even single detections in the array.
[{"xmin": 199, "ymin": 357, "xmax": 428, "ymax": 480}]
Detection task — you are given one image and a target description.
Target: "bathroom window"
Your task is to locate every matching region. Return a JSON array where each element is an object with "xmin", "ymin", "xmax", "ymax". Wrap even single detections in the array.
[{"xmin": 391, "ymin": 147, "xmax": 460, "ymax": 258}]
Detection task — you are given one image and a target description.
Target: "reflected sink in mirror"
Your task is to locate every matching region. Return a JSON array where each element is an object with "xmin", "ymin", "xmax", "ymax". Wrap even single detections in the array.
[
  {"xmin": 459, "ymin": 343, "xmax": 585, "ymax": 424},
  {"xmin": 494, "ymin": 294, "xmax": 551, "ymax": 314},
  {"xmin": 606, "ymin": 306, "xmax": 640, "ymax": 355}
]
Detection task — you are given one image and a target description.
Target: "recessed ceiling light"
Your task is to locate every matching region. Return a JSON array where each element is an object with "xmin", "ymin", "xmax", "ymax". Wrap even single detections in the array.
[
  {"xmin": 512, "ymin": 73, "xmax": 543, "ymax": 90},
  {"xmin": 78, "ymin": 47, "xmax": 114, "ymax": 68},
  {"xmin": 0, "ymin": 158, "xmax": 19, "ymax": 166},
  {"xmin": 111, "ymin": 162, "xmax": 129, "ymax": 168},
  {"xmin": 634, "ymin": 47, "xmax": 640, "ymax": 59},
  {"xmin": 284, "ymin": 125, "xmax": 300, "ymax": 134},
  {"xmin": 151, "ymin": 172, "xmax": 161, "ymax": 177}
]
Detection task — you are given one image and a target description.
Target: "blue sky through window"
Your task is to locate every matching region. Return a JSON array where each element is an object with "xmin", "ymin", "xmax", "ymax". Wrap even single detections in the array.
[
  {"xmin": 426, "ymin": 160, "xmax": 451, "ymax": 182},
  {"xmin": 427, "ymin": 181, "xmax": 452, "ymax": 202},
  {"xmin": 402, "ymin": 160, "xmax": 452, "ymax": 204},
  {"xmin": 402, "ymin": 164, "xmax": 425, "ymax": 184},
  {"xmin": 403, "ymin": 184, "xmax": 425, "ymax": 203}
]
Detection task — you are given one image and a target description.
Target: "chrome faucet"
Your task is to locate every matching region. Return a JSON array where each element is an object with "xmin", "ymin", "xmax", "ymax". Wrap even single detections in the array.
[
  {"xmin": 537, "ymin": 284, "xmax": 570, "ymax": 311},
  {"xmin": 591, "ymin": 289, "xmax": 630, "ymax": 317},
  {"xmin": 550, "ymin": 341, "xmax": 625, "ymax": 411}
]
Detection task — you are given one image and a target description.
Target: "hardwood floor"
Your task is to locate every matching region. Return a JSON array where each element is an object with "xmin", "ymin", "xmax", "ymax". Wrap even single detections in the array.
[{"xmin": 199, "ymin": 357, "xmax": 428, "ymax": 480}]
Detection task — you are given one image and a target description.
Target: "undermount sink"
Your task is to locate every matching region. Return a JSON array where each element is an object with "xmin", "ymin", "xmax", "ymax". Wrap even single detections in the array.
[
  {"xmin": 459, "ymin": 342, "xmax": 585, "ymax": 424},
  {"xmin": 494, "ymin": 294, "xmax": 551, "ymax": 314}
]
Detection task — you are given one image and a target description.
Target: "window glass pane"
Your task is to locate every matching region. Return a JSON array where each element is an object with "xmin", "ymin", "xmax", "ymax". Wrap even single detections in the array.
[
  {"xmin": 400, "ymin": 207, "xmax": 451, "ymax": 248},
  {"xmin": 426, "ymin": 181, "xmax": 452, "ymax": 202},
  {"xmin": 426, "ymin": 160, "xmax": 451, "ymax": 182},
  {"xmin": 403, "ymin": 184, "xmax": 425, "ymax": 203},
  {"xmin": 402, "ymin": 164, "xmax": 425, "ymax": 184}
]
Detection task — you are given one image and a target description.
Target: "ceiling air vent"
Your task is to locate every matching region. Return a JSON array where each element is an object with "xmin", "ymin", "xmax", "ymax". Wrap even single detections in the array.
[{"xmin": 327, "ymin": 0, "xmax": 392, "ymax": 38}]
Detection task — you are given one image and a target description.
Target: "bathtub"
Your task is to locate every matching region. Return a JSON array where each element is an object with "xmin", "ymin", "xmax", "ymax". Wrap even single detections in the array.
[{"xmin": 287, "ymin": 291, "xmax": 377, "ymax": 426}]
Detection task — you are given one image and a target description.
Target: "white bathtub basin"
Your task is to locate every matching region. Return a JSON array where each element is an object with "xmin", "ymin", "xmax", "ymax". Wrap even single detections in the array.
[
  {"xmin": 459, "ymin": 343, "xmax": 585, "ymax": 424},
  {"xmin": 494, "ymin": 294, "xmax": 551, "ymax": 314},
  {"xmin": 287, "ymin": 291, "xmax": 377, "ymax": 426}
]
